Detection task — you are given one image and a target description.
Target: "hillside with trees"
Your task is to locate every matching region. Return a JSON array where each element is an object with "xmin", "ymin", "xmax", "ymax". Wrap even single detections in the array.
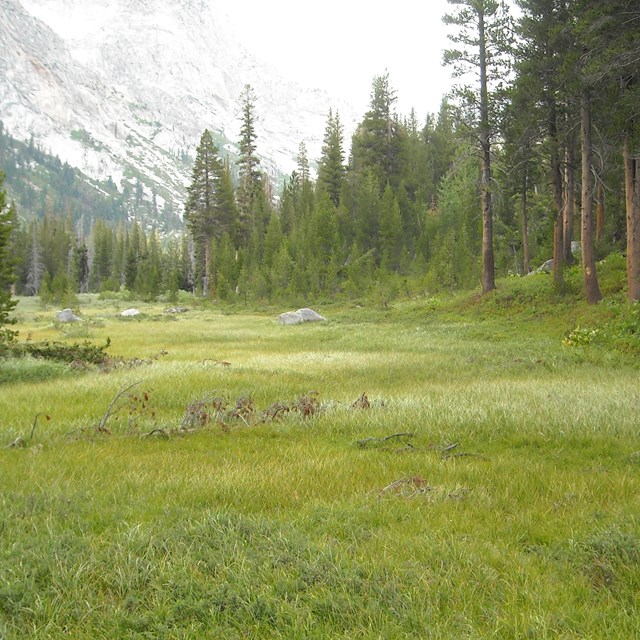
[{"xmin": 1, "ymin": 0, "xmax": 639, "ymax": 310}]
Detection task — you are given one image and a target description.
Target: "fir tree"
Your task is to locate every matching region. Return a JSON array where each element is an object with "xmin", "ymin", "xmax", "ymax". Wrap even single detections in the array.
[
  {"xmin": 0, "ymin": 172, "xmax": 18, "ymax": 348},
  {"xmin": 444, "ymin": 0, "xmax": 513, "ymax": 293},
  {"xmin": 184, "ymin": 129, "xmax": 230, "ymax": 296},
  {"xmin": 236, "ymin": 85, "xmax": 263, "ymax": 246},
  {"xmin": 317, "ymin": 109, "xmax": 347, "ymax": 207}
]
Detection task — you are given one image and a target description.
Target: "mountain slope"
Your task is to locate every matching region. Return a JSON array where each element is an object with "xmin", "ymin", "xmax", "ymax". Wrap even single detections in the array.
[{"xmin": 0, "ymin": 0, "xmax": 353, "ymax": 219}]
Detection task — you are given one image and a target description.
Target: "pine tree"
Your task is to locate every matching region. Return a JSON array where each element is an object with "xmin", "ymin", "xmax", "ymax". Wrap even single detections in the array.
[
  {"xmin": 317, "ymin": 110, "xmax": 346, "ymax": 206},
  {"xmin": 515, "ymin": 0, "xmax": 573, "ymax": 291},
  {"xmin": 26, "ymin": 223, "xmax": 44, "ymax": 295},
  {"xmin": 444, "ymin": 0, "xmax": 514, "ymax": 293},
  {"xmin": 184, "ymin": 129, "xmax": 230, "ymax": 296},
  {"xmin": 350, "ymin": 74, "xmax": 404, "ymax": 190},
  {"xmin": 0, "ymin": 172, "xmax": 18, "ymax": 348},
  {"xmin": 236, "ymin": 85, "xmax": 263, "ymax": 247}
]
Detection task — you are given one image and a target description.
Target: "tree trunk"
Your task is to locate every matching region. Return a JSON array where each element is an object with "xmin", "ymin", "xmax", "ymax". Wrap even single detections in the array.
[
  {"xmin": 549, "ymin": 101, "xmax": 564, "ymax": 292},
  {"xmin": 478, "ymin": 7, "xmax": 495, "ymax": 294},
  {"xmin": 563, "ymin": 139, "xmax": 576, "ymax": 264},
  {"xmin": 624, "ymin": 132, "xmax": 640, "ymax": 302},
  {"xmin": 203, "ymin": 236, "xmax": 211, "ymax": 298},
  {"xmin": 520, "ymin": 172, "xmax": 531, "ymax": 274},
  {"xmin": 580, "ymin": 88, "xmax": 602, "ymax": 304},
  {"xmin": 595, "ymin": 180, "xmax": 605, "ymax": 245}
]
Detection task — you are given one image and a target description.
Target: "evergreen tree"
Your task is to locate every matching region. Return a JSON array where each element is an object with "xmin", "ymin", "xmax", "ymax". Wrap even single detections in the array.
[
  {"xmin": 515, "ymin": 0, "xmax": 573, "ymax": 291},
  {"xmin": 0, "ymin": 172, "xmax": 17, "ymax": 348},
  {"xmin": 184, "ymin": 129, "xmax": 231, "ymax": 296},
  {"xmin": 317, "ymin": 110, "xmax": 347, "ymax": 206},
  {"xmin": 26, "ymin": 223, "xmax": 44, "ymax": 295},
  {"xmin": 444, "ymin": 0, "xmax": 514, "ymax": 293},
  {"xmin": 350, "ymin": 74, "xmax": 404, "ymax": 190},
  {"xmin": 236, "ymin": 85, "xmax": 263, "ymax": 246}
]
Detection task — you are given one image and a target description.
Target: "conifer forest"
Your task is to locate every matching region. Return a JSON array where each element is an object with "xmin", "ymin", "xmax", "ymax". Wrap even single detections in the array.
[{"xmin": 1, "ymin": 0, "xmax": 640, "ymax": 313}]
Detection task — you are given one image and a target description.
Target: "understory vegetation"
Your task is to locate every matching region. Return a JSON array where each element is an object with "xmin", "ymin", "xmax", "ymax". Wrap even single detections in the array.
[{"xmin": 1, "ymin": 264, "xmax": 639, "ymax": 638}]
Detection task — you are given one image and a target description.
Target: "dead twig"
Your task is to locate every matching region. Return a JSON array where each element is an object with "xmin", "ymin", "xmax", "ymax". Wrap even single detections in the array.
[
  {"xmin": 443, "ymin": 452, "xmax": 489, "ymax": 461},
  {"xmin": 357, "ymin": 433, "xmax": 415, "ymax": 449},
  {"xmin": 97, "ymin": 381, "xmax": 142, "ymax": 432},
  {"xmin": 5, "ymin": 436, "xmax": 26, "ymax": 449},
  {"xmin": 378, "ymin": 475, "xmax": 433, "ymax": 497},
  {"xmin": 144, "ymin": 428, "xmax": 170, "ymax": 439},
  {"xmin": 351, "ymin": 392, "xmax": 371, "ymax": 409}
]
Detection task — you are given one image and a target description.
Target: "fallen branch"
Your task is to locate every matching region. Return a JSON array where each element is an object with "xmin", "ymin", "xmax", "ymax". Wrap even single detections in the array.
[
  {"xmin": 5, "ymin": 436, "xmax": 26, "ymax": 449},
  {"xmin": 97, "ymin": 381, "xmax": 142, "ymax": 432},
  {"xmin": 357, "ymin": 433, "xmax": 415, "ymax": 448},
  {"xmin": 443, "ymin": 452, "xmax": 489, "ymax": 461},
  {"xmin": 144, "ymin": 428, "xmax": 170, "ymax": 439},
  {"xmin": 378, "ymin": 475, "xmax": 433, "ymax": 496}
]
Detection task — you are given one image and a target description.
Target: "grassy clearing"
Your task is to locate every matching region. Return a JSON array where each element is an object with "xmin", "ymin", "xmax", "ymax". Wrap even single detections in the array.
[{"xmin": 1, "ymin": 277, "xmax": 640, "ymax": 638}]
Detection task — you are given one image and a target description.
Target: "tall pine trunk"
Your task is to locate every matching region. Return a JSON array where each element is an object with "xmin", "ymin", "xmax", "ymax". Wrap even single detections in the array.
[
  {"xmin": 624, "ymin": 132, "xmax": 640, "ymax": 302},
  {"xmin": 520, "ymin": 172, "xmax": 531, "ymax": 274},
  {"xmin": 549, "ymin": 100, "xmax": 565, "ymax": 292},
  {"xmin": 478, "ymin": 7, "xmax": 495, "ymax": 294},
  {"xmin": 595, "ymin": 180, "xmax": 605, "ymax": 245},
  {"xmin": 580, "ymin": 88, "xmax": 602, "ymax": 304},
  {"xmin": 563, "ymin": 138, "xmax": 576, "ymax": 264}
]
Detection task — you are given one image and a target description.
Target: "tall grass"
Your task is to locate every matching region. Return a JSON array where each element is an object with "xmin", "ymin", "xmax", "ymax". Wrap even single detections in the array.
[{"xmin": 1, "ymin": 289, "xmax": 639, "ymax": 638}]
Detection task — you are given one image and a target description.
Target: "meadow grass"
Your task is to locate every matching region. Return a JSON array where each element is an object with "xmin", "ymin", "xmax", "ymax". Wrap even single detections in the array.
[{"xmin": 1, "ymin": 286, "xmax": 639, "ymax": 638}]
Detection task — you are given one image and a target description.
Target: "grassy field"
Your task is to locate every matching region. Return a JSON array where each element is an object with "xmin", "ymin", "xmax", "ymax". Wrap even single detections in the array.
[{"xmin": 1, "ymin": 271, "xmax": 640, "ymax": 638}]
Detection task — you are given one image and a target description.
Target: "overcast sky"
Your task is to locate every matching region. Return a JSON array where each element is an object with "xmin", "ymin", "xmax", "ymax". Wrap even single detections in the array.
[{"xmin": 223, "ymin": 0, "xmax": 454, "ymax": 121}]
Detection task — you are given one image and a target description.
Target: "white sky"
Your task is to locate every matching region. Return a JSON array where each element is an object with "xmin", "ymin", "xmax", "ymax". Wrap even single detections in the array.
[{"xmin": 223, "ymin": 0, "xmax": 454, "ymax": 121}]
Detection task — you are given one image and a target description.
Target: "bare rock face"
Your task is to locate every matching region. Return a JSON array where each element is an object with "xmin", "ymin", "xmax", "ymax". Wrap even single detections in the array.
[
  {"xmin": 56, "ymin": 308, "xmax": 82, "ymax": 323},
  {"xmin": 278, "ymin": 308, "xmax": 326, "ymax": 325},
  {"xmin": 1, "ymin": 0, "xmax": 356, "ymax": 213}
]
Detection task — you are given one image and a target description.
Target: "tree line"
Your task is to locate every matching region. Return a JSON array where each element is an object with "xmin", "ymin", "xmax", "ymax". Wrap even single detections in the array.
[{"xmin": 1, "ymin": 0, "xmax": 639, "ymax": 313}]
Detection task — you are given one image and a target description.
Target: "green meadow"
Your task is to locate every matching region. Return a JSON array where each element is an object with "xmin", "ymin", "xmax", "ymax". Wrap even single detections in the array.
[{"xmin": 2, "ymin": 270, "xmax": 640, "ymax": 638}]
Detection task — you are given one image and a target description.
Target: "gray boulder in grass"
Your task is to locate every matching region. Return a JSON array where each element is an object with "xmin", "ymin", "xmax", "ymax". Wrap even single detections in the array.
[
  {"xmin": 296, "ymin": 308, "xmax": 325, "ymax": 322},
  {"xmin": 278, "ymin": 308, "xmax": 326, "ymax": 325},
  {"xmin": 56, "ymin": 308, "xmax": 82, "ymax": 323},
  {"xmin": 120, "ymin": 308, "xmax": 141, "ymax": 317}
]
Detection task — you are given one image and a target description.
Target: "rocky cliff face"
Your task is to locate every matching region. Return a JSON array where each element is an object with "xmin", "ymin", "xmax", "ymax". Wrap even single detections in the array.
[{"xmin": 0, "ymin": 0, "xmax": 352, "ymax": 213}]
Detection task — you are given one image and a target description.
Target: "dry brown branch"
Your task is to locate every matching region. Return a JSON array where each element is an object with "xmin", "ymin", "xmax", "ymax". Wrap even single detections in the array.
[
  {"xmin": 5, "ymin": 436, "xmax": 26, "ymax": 449},
  {"xmin": 352, "ymin": 393, "xmax": 371, "ymax": 409},
  {"xmin": 378, "ymin": 476, "xmax": 433, "ymax": 497},
  {"xmin": 97, "ymin": 381, "xmax": 142, "ymax": 432},
  {"xmin": 262, "ymin": 402, "xmax": 291, "ymax": 422},
  {"xmin": 357, "ymin": 433, "xmax": 415, "ymax": 449},
  {"xmin": 443, "ymin": 452, "xmax": 489, "ymax": 461}
]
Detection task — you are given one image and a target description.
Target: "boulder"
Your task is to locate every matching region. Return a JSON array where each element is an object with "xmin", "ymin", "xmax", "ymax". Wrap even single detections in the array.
[
  {"xmin": 120, "ymin": 308, "xmax": 141, "ymax": 317},
  {"xmin": 529, "ymin": 259, "xmax": 553, "ymax": 275},
  {"xmin": 278, "ymin": 311, "xmax": 305, "ymax": 325},
  {"xmin": 296, "ymin": 308, "xmax": 326, "ymax": 322},
  {"xmin": 56, "ymin": 308, "xmax": 82, "ymax": 323},
  {"xmin": 278, "ymin": 308, "xmax": 326, "ymax": 325}
]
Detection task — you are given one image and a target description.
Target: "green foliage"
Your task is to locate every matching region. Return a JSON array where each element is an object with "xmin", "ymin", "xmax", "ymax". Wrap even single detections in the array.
[
  {"xmin": 10, "ymin": 338, "xmax": 111, "ymax": 364},
  {"xmin": 0, "ymin": 172, "xmax": 18, "ymax": 351}
]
